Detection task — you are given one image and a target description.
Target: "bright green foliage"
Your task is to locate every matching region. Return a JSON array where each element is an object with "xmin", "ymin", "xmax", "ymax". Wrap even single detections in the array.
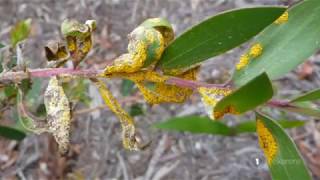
[
  {"xmin": 154, "ymin": 116, "xmax": 232, "ymax": 135},
  {"xmin": 159, "ymin": 7, "xmax": 286, "ymax": 69},
  {"xmin": 154, "ymin": 116, "xmax": 305, "ymax": 136},
  {"xmin": 233, "ymin": 0, "xmax": 320, "ymax": 86},
  {"xmin": 10, "ymin": 19, "xmax": 32, "ymax": 47},
  {"xmin": 256, "ymin": 113, "xmax": 310, "ymax": 180}
]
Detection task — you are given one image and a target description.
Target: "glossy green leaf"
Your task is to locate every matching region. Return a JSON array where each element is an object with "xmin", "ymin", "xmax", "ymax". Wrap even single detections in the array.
[
  {"xmin": 214, "ymin": 73, "xmax": 273, "ymax": 117},
  {"xmin": 255, "ymin": 112, "xmax": 310, "ymax": 180},
  {"xmin": 154, "ymin": 116, "xmax": 232, "ymax": 136},
  {"xmin": 0, "ymin": 125, "xmax": 26, "ymax": 140},
  {"xmin": 233, "ymin": 0, "xmax": 320, "ymax": 86},
  {"xmin": 234, "ymin": 119, "xmax": 305, "ymax": 134},
  {"xmin": 291, "ymin": 88, "xmax": 320, "ymax": 102},
  {"xmin": 0, "ymin": 43, "xmax": 5, "ymax": 49},
  {"xmin": 10, "ymin": 19, "xmax": 32, "ymax": 47},
  {"xmin": 158, "ymin": 7, "xmax": 286, "ymax": 69},
  {"xmin": 121, "ymin": 79, "xmax": 136, "ymax": 96}
]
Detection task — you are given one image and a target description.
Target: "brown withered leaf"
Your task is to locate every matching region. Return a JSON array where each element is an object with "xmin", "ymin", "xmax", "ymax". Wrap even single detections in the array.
[{"xmin": 44, "ymin": 76, "xmax": 71, "ymax": 154}]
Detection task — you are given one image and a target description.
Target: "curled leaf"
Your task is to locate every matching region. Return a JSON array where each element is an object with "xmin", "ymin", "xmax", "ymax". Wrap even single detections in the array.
[
  {"xmin": 17, "ymin": 88, "xmax": 48, "ymax": 134},
  {"xmin": 104, "ymin": 21, "xmax": 167, "ymax": 74},
  {"xmin": 140, "ymin": 18, "xmax": 175, "ymax": 47},
  {"xmin": 92, "ymin": 78, "xmax": 143, "ymax": 151},
  {"xmin": 44, "ymin": 41, "xmax": 69, "ymax": 67},
  {"xmin": 44, "ymin": 76, "xmax": 71, "ymax": 154},
  {"xmin": 61, "ymin": 19, "xmax": 96, "ymax": 68}
]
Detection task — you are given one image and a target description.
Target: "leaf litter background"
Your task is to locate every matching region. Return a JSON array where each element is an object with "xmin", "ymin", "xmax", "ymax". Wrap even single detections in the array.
[{"xmin": 1, "ymin": 0, "xmax": 320, "ymax": 179}]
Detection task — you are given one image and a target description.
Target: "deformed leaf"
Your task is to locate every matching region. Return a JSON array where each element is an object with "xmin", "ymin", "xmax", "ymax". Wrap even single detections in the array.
[
  {"xmin": 10, "ymin": 19, "xmax": 32, "ymax": 47},
  {"xmin": 214, "ymin": 72, "xmax": 273, "ymax": 119},
  {"xmin": 44, "ymin": 41, "xmax": 69, "ymax": 62},
  {"xmin": 233, "ymin": 0, "xmax": 320, "ymax": 86},
  {"xmin": 61, "ymin": 19, "xmax": 96, "ymax": 68},
  {"xmin": 92, "ymin": 78, "xmax": 141, "ymax": 151},
  {"xmin": 158, "ymin": 7, "xmax": 286, "ymax": 69},
  {"xmin": 135, "ymin": 67, "xmax": 198, "ymax": 104},
  {"xmin": 140, "ymin": 18, "xmax": 174, "ymax": 47},
  {"xmin": 44, "ymin": 76, "xmax": 71, "ymax": 154},
  {"xmin": 105, "ymin": 26, "xmax": 165, "ymax": 74},
  {"xmin": 256, "ymin": 112, "xmax": 310, "ymax": 180},
  {"xmin": 17, "ymin": 89, "xmax": 48, "ymax": 134}
]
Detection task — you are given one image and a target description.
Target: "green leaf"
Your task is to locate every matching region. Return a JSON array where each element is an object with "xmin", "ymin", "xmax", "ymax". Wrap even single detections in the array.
[
  {"xmin": 154, "ymin": 116, "xmax": 232, "ymax": 136},
  {"xmin": 281, "ymin": 101, "xmax": 320, "ymax": 118},
  {"xmin": 291, "ymin": 88, "xmax": 320, "ymax": 102},
  {"xmin": 234, "ymin": 119, "xmax": 305, "ymax": 134},
  {"xmin": 10, "ymin": 19, "xmax": 32, "ymax": 47},
  {"xmin": 158, "ymin": 7, "xmax": 286, "ymax": 69},
  {"xmin": 214, "ymin": 73, "xmax": 273, "ymax": 117},
  {"xmin": 129, "ymin": 103, "xmax": 144, "ymax": 117},
  {"xmin": 0, "ymin": 43, "xmax": 5, "ymax": 49},
  {"xmin": 0, "ymin": 125, "xmax": 26, "ymax": 140},
  {"xmin": 233, "ymin": 0, "xmax": 320, "ymax": 86},
  {"xmin": 255, "ymin": 112, "xmax": 310, "ymax": 180},
  {"xmin": 121, "ymin": 79, "xmax": 136, "ymax": 96}
]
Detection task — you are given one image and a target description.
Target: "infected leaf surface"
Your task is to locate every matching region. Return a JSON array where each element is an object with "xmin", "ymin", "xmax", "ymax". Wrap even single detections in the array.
[
  {"xmin": 256, "ymin": 113, "xmax": 311, "ymax": 180},
  {"xmin": 44, "ymin": 76, "xmax": 71, "ymax": 154},
  {"xmin": 198, "ymin": 87, "xmax": 233, "ymax": 120},
  {"xmin": 61, "ymin": 19, "xmax": 96, "ymax": 68},
  {"xmin": 92, "ymin": 79, "xmax": 141, "ymax": 151}
]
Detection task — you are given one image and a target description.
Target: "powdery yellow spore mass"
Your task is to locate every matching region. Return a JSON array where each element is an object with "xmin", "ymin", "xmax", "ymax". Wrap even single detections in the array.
[
  {"xmin": 198, "ymin": 87, "xmax": 233, "ymax": 120},
  {"xmin": 249, "ymin": 43, "xmax": 263, "ymax": 58},
  {"xmin": 256, "ymin": 119, "xmax": 278, "ymax": 164},
  {"xmin": 236, "ymin": 54, "xmax": 250, "ymax": 70},
  {"xmin": 274, "ymin": 11, "xmax": 289, "ymax": 25}
]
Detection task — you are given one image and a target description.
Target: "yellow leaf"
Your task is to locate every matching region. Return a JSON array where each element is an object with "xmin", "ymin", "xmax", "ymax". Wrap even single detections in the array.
[{"xmin": 92, "ymin": 78, "xmax": 141, "ymax": 151}]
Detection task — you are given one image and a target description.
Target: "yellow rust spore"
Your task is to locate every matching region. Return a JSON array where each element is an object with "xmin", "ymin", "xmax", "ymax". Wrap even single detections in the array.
[
  {"xmin": 249, "ymin": 43, "xmax": 263, "ymax": 58},
  {"xmin": 136, "ymin": 67, "xmax": 198, "ymax": 104},
  {"xmin": 93, "ymin": 79, "xmax": 140, "ymax": 151},
  {"xmin": 236, "ymin": 43, "xmax": 263, "ymax": 70},
  {"xmin": 274, "ymin": 11, "xmax": 289, "ymax": 25},
  {"xmin": 256, "ymin": 119, "xmax": 278, "ymax": 164},
  {"xmin": 236, "ymin": 54, "xmax": 250, "ymax": 70},
  {"xmin": 198, "ymin": 87, "xmax": 233, "ymax": 120},
  {"xmin": 104, "ymin": 40, "xmax": 148, "ymax": 74}
]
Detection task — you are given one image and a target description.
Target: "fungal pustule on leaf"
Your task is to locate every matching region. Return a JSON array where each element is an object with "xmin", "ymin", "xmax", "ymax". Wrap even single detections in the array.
[
  {"xmin": 256, "ymin": 119, "xmax": 278, "ymax": 164},
  {"xmin": 274, "ymin": 11, "xmax": 289, "ymax": 25}
]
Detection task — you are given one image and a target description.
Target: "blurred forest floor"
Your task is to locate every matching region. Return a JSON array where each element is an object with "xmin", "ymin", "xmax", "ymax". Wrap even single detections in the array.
[{"xmin": 1, "ymin": 0, "xmax": 320, "ymax": 179}]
